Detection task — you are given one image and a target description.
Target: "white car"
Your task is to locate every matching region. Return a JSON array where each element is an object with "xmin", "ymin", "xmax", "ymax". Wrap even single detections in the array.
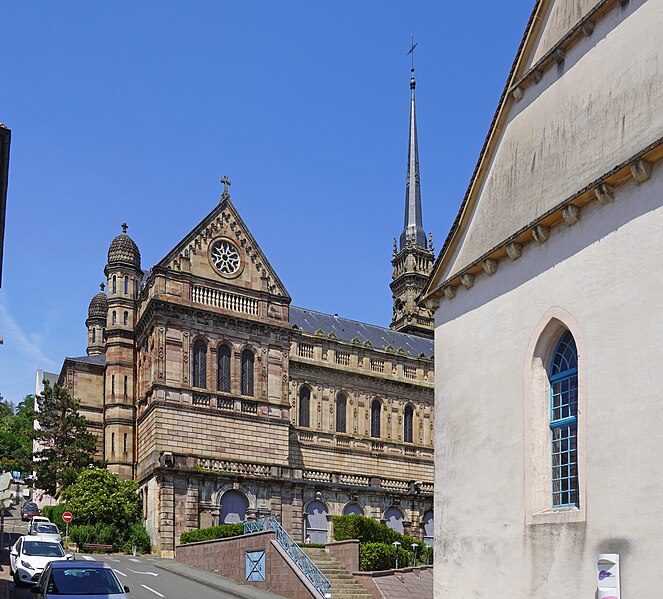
[
  {"xmin": 9, "ymin": 535, "xmax": 72, "ymax": 586},
  {"xmin": 28, "ymin": 516, "xmax": 51, "ymax": 535},
  {"xmin": 32, "ymin": 522, "xmax": 62, "ymax": 544}
]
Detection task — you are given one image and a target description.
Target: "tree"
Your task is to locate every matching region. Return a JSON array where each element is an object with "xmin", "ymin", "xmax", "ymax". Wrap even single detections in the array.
[
  {"xmin": 33, "ymin": 382, "xmax": 96, "ymax": 496},
  {"xmin": 0, "ymin": 395, "xmax": 35, "ymax": 474},
  {"xmin": 61, "ymin": 467, "xmax": 141, "ymax": 529}
]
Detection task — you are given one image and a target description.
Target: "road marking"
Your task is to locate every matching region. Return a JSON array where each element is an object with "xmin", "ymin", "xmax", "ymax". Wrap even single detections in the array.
[
  {"xmin": 141, "ymin": 584, "xmax": 165, "ymax": 597},
  {"xmin": 109, "ymin": 558, "xmax": 121, "ymax": 562},
  {"xmin": 128, "ymin": 558, "xmax": 141, "ymax": 562},
  {"xmin": 129, "ymin": 569, "xmax": 158, "ymax": 576},
  {"xmin": 113, "ymin": 569, "xmax": 127, "ymax": 577},
  {"xmin": 81, "ymin": 555, "xmax": 95, "ymax": 561}
]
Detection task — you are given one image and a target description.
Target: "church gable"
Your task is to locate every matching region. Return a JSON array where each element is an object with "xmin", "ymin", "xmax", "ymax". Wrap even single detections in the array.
[
  {"xmin": 523, "ymin": 0, "xmax": 597, "ymax": 71},
  {"xmin": 423, "ymin": 0, "xmax": 663, "ymax": 302},
  {"xmin": 157, "ymin": 194, "xmax": 290, "ymax": 301}
]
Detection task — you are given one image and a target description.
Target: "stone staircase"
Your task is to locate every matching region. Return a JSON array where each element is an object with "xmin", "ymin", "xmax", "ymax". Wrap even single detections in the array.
[{"xmin": 302, "ymin": 548, "xmax": 372, "ymax": 599}]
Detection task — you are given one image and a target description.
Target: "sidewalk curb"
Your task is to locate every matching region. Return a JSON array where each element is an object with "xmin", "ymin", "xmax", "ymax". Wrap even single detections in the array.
[{"xmin": 154, "ymin": 560, "xmax": 288, "ymax": 599}]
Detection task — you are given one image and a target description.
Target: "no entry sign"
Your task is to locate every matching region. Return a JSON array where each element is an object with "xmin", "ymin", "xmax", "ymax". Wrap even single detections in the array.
[{"xmin": 62, "ymin": 511, "xmax": 73, "ymax": 523}]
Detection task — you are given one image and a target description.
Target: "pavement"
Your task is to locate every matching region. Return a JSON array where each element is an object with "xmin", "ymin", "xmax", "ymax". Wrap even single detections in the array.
[{"xmin": 0, "ymin": 505, "xmax": 288, "ymax": 599}]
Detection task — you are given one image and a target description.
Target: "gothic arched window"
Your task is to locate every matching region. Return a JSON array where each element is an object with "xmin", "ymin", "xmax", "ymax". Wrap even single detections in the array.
[
  {"xmin": 241, "ymin": 349, "xmax": 254, "ymax": 396},
  {"xmin": 123, "ymin": 311, "xmax": 128, "ymax": 326},
  {"xmin": 124, "ymin": 275, "xmax": 129, "ymax": 295},
  {"xmin": 549, "ymin": 330, "xmax": 579, "ymax": 508},
  {"xmin": 299, "ymin": 387, "xmax": 310, "ymax": 428},
  {"xmin": 336, "ymin": 393, "xmax": 347, "ymax": 433},
  {"xmin": 193, "ymin": 339, "xmax": 207, "ymax": 389},
  {"xmin": 371, "ymin": 399, "xmax": 381, "ymax": 438},
  {"xmin": 217, "ymin": 344, "xmax": 231, "ymax": 393},
  {"xmin": 404, "ymin": 404, "xmax": 414, "ymax": 443},
  {"xmin": 112, "ymin": 275, "xmax": 117, "ymax": 295}
]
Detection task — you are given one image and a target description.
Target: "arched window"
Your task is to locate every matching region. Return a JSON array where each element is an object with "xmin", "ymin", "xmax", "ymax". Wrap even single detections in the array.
[
  {"xmin": 124, "ymin": 275, "xmax": 129, "ymax": 295},
  {"xmin": 217, "ymin": 344, "xmax": 231, "ymax": 393},
  {"xmin": 220, "ymin": 490, "xmax": 248, "ymax": 524},
  {"xmin": 241, "ymin": 349, "xmax": 254, "ymax": 396},
  {"xmin": 193, "ymin": 339, "xmax": 207, "ymax": 389},
  {"xmin": 342, "ymin": 502, "xmax": 363, "ymax": 516},
  {"xmin": 371, "ymin": 399, "xmax": 381, "ymax": 438},
  {"xmin": 336, "ymin": 393, "xmax": 347, "ymax": 433},
  {"xmin": 123, "ymin": 311, "xmax": 128, "ymax": 326},
  {"xmin": 299, "ymin": 387, "xmax": 310, "ymax": 427},
  {"xmin": 92, "ymin": 328, "xmax": 96, "ymax": 343},
  {"xmin": 422, "ymin": 510, "xmax": 434, "ymax": 547},
  {"xmin": 404, "ymin": 405, "xmax": 414, "ymax": 443},
  {"xmin": 112, "ymin": 311, "xmax": 117, "ymax": 325},
  {"xmin": 124, "ymin": 375, "xmax": 128, "ymax": 399},
  {"xmin": 112, "ymin": 275, "xmax": 117, "ymax": 294},
  {"xmin": 305, "ymin": 501, "xmax": 328, "ymax": 544},
  {"xmin": 384, "ymin": 507, "xmax": 404, "ymax": 534},
  {"xmin": 549, "ymin": 330, "xmax": 579, "ymax": 508}
]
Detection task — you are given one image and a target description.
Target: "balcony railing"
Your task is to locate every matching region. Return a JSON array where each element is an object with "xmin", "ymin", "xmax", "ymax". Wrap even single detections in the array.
[{"xmin": 192, "ymin": 285, "xmax": 258, "ymax": 316}]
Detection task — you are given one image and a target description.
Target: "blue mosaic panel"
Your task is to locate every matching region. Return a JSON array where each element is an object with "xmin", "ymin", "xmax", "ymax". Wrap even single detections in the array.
[{"xmin": 245, "ymin": 550, "xmax": 266, "ymax": 582}]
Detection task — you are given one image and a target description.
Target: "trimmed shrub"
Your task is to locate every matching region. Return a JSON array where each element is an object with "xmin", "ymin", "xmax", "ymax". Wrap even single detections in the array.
[
  {"xmin": 119, "ymin": 523, "xmax": 152, "ymax": 554},
  {"xmin": 332, "ymin": 515, "xmax": 427, "ymax": 571},
  {"xmin": 359, "ymin": 543, "xmax": 411, "ymax": 571},
  {"xmin": 179, "ymin": 523, "xmax": 244, "ymax": 545},
  {"xmin": 68, "ymin": 521, "xmax": 151, "ymax": 554}
]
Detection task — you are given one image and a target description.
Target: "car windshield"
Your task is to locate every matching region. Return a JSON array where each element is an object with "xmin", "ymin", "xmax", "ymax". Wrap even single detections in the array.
[
  {"xmin": 36, "ymin": 524, "xmax": 59, "ymax": 534},
  {"xmin": 22, "ymin": 541, "xmax": 65, "ymax": 557},
  {"xmin": 47, "ymin": 568, "xmax": 124, "ymax": 595},
  {"xmin": 23, "ymin": 503, "xmax": 38, "ymax": 511}
]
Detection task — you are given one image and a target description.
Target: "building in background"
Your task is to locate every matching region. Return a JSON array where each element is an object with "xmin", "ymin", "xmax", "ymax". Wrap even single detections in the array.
[
  {"xmin": 422, "ymin": 0, "xmax": 663, "ymax": 596},
  {"xmin": 45, "ymin": 67, "xmax": 436, "ymax": 555}
]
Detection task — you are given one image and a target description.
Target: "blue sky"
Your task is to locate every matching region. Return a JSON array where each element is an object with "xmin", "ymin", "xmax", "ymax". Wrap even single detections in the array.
[{"xmin": 0, "ymin": 1, "xmax": 534, "ymax": 403}]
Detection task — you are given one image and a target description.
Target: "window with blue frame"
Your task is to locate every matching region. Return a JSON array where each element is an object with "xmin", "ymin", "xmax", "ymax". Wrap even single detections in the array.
[{"xmin": 549, "ymin": 330, "xmax": 579, "ymax": 508}]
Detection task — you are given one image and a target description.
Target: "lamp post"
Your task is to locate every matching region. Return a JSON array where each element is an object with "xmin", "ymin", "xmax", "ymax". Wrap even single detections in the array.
[
  {"xmin": 411, "ymin": 543, "xmax": 419, "ymax": 567},
  {"xmin": 393, "ymin": 541, "xmax": 401, "ymax": 570}
]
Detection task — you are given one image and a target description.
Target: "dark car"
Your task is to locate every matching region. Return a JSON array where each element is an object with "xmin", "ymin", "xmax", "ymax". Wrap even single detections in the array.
[
  {"xmin": 21, "ymin": 502, "xmax": 40, "ymax": 522},
  {"xmin": 30, "ymin": 560, "xmax": 130, "ymax": 598}
]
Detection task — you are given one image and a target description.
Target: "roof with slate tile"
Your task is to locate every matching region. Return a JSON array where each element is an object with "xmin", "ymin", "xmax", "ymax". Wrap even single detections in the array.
[{"xmin": 290, "ymin": 306, "xmax": 433, "ymax": 358}]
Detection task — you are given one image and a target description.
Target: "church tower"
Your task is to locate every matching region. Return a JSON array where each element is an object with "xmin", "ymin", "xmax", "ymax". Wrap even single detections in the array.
[
  {"xmin": 390, "ymin": 57, "xmax": 434, "ymax": 338},
  {"xmin": 104, "ymin": 223, "xmax": 141, "ymax": 479}
]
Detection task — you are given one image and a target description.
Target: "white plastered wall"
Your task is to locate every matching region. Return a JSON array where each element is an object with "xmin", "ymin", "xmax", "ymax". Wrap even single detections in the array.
[{"xmin": 434, "ymin": 164, "xmax": 663, "ymax": 597}]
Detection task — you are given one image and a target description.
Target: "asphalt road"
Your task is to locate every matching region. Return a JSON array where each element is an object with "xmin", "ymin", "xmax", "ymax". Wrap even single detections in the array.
[{"xmin": 12, "ymin": 553, "xmax": 247, "ymax": 599}]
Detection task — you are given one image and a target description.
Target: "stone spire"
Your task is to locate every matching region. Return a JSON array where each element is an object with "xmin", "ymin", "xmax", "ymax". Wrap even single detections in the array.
[
  {"xmin": 390, "ymin": 51, "xmax": 434, "ymax": 339},
  {"xmin": 399, "ymin": 59, "xmax": 427, "ymax": 250}
]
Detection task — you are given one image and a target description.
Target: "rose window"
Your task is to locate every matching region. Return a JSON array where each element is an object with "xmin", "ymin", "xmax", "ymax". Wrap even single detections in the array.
[{"xmin": 210, "ymin": 240, "xmax": 241, "ymax": 275}]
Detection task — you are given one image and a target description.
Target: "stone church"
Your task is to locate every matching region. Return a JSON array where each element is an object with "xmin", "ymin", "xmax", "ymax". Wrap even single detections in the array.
[
  {"xmin": 50, "ymin": 67, "xmax": 436, "ymax": 555},
  {"xmin": 421, "ymin": 0, "xmax": 663, "ymax": 596}
]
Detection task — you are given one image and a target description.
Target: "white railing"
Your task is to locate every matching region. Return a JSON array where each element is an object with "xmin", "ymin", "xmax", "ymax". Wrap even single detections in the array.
[
  {"xmin": 298, "ymin": 343, "xmax": 314, "ymax": 359},
  {"xmin": 192, "ymin": 285, "xmax": 258, "ymax": 316},
  {"xmin": 198, "ymin": 459, "xmax": 270, "ymax": 476}
]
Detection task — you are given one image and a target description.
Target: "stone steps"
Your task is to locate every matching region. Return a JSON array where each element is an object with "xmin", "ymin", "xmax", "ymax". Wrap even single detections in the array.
[{"xmin": 303, "ymin": 548, "xmax": 372, "ymax": 599}]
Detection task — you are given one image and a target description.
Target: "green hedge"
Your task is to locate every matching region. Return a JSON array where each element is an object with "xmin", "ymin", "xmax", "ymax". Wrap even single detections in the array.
[
  {"xmin": 42, "ymin": 504, "xmax": 67, "ymax": 525},
  {"xmin": 179, "ymin": 523, "xmax": 244, "ymax": 545},
  {"xmin": 332, "ymin": 515, "xmax": 427, "ymax": 571},
  {"xmin": 69, "ymin": 522, "xmax": 151, "ymax": 554}
]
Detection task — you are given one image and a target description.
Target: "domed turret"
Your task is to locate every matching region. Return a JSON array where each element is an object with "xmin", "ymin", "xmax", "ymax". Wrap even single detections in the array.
[
  {"xmin": 87, "ymin": 283, "xmax": 108, "ymax": 320},
  {"xmin": 86, "ymin": 283, "xmax": 107, "ymax": 356},
  {"xmin": 107, "ymin": 222, "xmax": 141, "ymax": 270}
]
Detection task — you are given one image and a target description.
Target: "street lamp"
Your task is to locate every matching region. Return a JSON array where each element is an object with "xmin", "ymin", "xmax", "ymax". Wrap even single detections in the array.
[
  {"xmin": 392, "ymin": 541, "xmax": 401, "ymax": 570},
  {"xmin": 411, "ymin": 543, "xmax": 419, "ymax": 567}
]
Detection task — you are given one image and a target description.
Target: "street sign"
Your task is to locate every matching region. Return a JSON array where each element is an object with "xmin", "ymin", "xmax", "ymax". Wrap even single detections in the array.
[
  {"xmin": 62, "ymin": 512, "xmax": 73, "ymax": 523},
  {"xmin": 0, "ymin": 472, "xmax": 12, "ymax": 492}
]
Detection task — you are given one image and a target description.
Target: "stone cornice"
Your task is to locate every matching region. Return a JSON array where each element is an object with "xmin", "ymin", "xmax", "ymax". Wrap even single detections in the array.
[{"xmin": 422, "ymin": 140, "xmax": 663, "ymax": 308}]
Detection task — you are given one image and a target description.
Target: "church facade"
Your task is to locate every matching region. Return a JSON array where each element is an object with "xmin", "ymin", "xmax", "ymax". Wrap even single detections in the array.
[
  {"xmin": 422, "ymin": 0, "xmax": 663, "ymax": 597},
  {"xmin": 51, "ymin": 69, "xmax": 436, "ymax": 555}
]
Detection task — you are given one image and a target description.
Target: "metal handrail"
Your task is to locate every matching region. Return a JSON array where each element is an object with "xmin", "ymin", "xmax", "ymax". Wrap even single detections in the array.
[{"xmin": 243, "ymin": 516, "xmax": 331, "ymax": 598}]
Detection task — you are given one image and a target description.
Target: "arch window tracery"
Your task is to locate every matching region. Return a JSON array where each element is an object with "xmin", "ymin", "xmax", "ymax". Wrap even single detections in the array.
[
  {"xmin": 217, "ymin": 344, "xmax": 231, "ymax": 393},
  {"xmin": 336, "ymin": 393, "xmax": 347, "ymax": 433},
  {"xmin": 193, "ymin": 339, "xmax": 207, "ymax": 389},
  {"xmin": 241, "ymin": 349, "xmax": 254, "ymax": 396},
  {"xmin": 299, "ymin": 387, "xmax": 310, "ymax": 427},
  {"xmin": 404, "ymin": 404, "xmax": 414, "ymax": 443},
  {"xmin": 371, "ymin": 399, "xmax": 381, "ymax": 438}
]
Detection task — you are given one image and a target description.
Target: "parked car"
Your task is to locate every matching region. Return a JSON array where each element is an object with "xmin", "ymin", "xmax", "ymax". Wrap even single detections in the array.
[
  {"xmin": 28, "ymin": 516, "xmax": 51, "ymax": 535},
  {"xmin": 9, "ymin": 535, "xmax": 72, "ymax": 586},
  {"xmin": 32, "ymin": 523, "xmax": 62, "ymax": 544},
  {"xmin": 21, "ymin": 502, "xmax": 40, "ymax": 521},
  {"xmin": 30, "ymin": 561, "xmax": 130, "ymax": 598}
]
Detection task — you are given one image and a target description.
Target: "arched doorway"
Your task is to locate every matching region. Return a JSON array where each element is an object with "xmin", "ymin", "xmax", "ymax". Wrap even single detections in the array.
[
  {"xmin": 219, "ymin": 490, "xmax": 248, "ymax": 524},
  {"xmin": 305, "ymin": 501, "xmax": 328, "ymax": 543},
  {"xmin": 422, "ymin": 510, "xmax": 434, "ymax": 547},
  {"xmin": 342, "ymin": 503, "xmax": 364, "ymax": 516},
  {"xmin": 384, "ymin": 507, "xmax": 404, "ymax": 534}
]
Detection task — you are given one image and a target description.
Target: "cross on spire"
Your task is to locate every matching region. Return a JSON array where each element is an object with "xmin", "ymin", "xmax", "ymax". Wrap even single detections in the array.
[
  {"xmin": 121, "ymin": 222, "xmax": 128, "ymax": 234},
  {"xmin": 220, "ymin": 175, "xmax": 232, "ymax": 197},
  {"xmin": 407, "ymin": 35, "xmax": 418, "ymax": 71}
]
